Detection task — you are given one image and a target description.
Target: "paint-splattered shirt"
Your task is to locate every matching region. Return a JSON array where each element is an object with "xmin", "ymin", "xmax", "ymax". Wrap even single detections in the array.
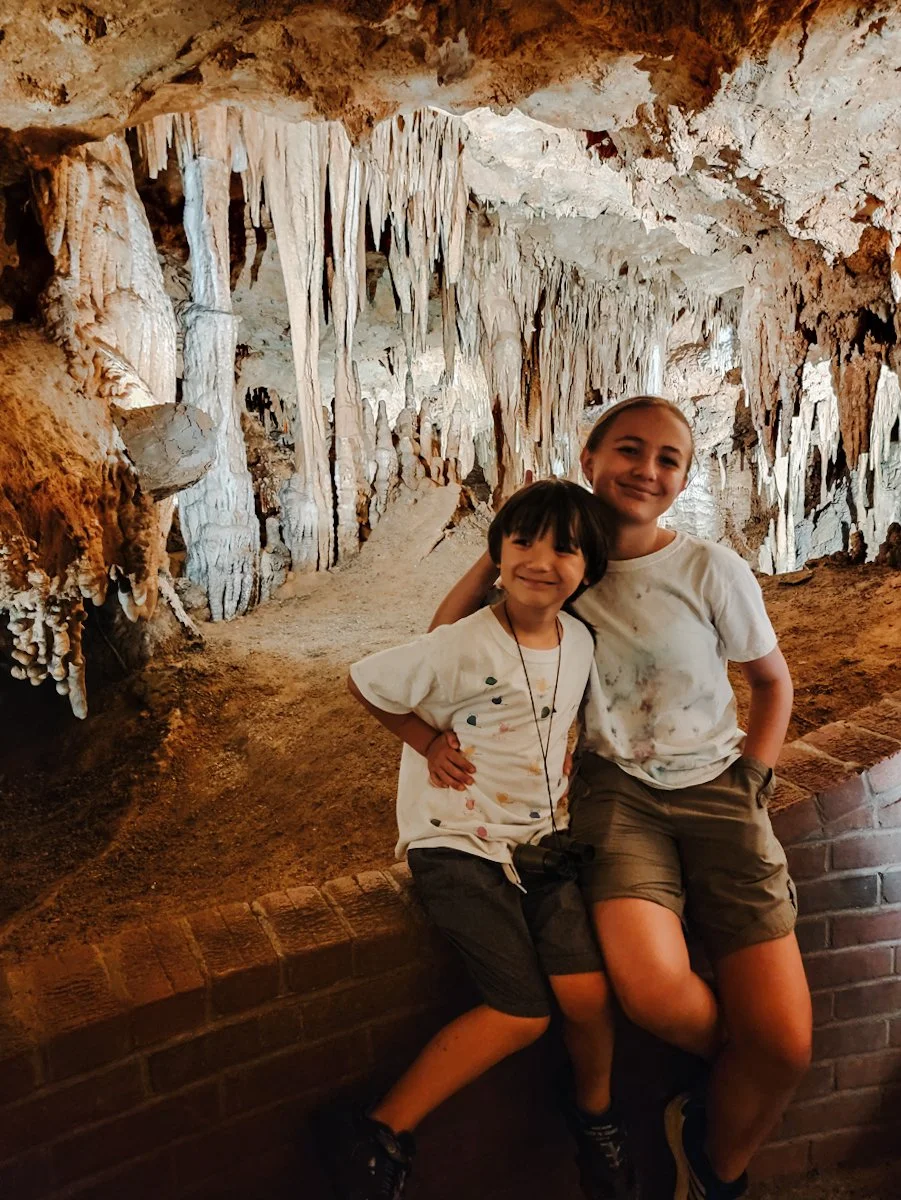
[
  {"xmin": 575, "ymin": 531, "xmax": 777, "ymax": 790},
  {"xmin": 350, "ymin": 607, "xmax": 596, "ymax": 864}
]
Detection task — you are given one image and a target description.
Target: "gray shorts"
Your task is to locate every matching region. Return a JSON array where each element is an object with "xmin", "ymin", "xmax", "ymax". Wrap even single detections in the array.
[{"xmin": 408, "ymin": 846, "xmax": 604, "ymax": 1018}]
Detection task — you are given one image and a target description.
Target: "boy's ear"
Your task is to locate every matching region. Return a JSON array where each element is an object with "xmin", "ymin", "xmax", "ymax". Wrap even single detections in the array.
[{"xmin": 579, "ymin": 446, "xmax": 593, "ymax": 485}]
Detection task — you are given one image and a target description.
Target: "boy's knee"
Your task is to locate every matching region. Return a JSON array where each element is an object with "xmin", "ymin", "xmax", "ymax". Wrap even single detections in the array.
[
  {"xmin": 554, "ymin": 974, "xmax": 613, "ymax": 1026},
  {"xmin": 503, "ymin": 1012, "xmax": 551, "ymax": 1047}
]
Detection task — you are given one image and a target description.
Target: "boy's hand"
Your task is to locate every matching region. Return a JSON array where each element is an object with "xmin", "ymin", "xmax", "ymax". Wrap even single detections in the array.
[{"xmin": 426, "ymin": 731, "xmax": 475, "ymax": 791}]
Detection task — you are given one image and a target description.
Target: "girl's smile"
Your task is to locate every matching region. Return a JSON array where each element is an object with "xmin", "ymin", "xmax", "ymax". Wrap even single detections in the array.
[{"xmin": 580, "ymin": 406, "xmax": 692, "ymax": 527}]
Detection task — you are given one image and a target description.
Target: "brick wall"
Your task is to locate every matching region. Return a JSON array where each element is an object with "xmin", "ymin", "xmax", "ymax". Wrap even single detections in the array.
[
  {"xmin": 1, "ymin": 692, "xmax": 900, "ymax": 1199},
  {"xmin": 749, "ymin": 692, "xmax": 901, "ymax": 1180}
]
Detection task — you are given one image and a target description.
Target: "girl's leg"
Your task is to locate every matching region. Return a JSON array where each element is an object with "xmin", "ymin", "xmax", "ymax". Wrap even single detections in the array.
[
  {"xmin": 705, "ymin": 932, "xmax": 812, "ymax": 1182},
  {"xmin": 550, "ymin": 971, "xmax": 616, "ymax": 1113},
  {"xmin": 373, "ymin": 1005, "xmax": 549, "ymax": 1133},
  {"xmin": 594, "ymin": 898, "xmax": 721, "ymax": 1060}
]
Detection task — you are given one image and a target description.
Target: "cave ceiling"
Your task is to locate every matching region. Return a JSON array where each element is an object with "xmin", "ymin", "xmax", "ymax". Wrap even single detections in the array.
[{"xmin": 1, "ymin": 1, "xmax": 899, "ymax": 282}]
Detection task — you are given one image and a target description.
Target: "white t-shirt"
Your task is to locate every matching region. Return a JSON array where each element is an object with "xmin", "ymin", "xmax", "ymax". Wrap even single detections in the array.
[
  {"xmin": 574, "ymin": 531, "xmax": 777, "ymax": 790},
  {"xmin": 350, "ymin": 607, "xmax": 597, "ymax": 864}
]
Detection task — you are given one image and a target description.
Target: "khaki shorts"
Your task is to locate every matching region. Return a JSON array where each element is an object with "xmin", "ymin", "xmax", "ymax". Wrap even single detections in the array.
[{"xmin": 570, "ymin": 752, "xmax": 797, "ymax": 960}]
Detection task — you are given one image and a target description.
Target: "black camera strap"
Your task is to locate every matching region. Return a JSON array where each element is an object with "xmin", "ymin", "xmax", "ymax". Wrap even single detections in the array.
[{"xmin": 503, "ymin": 601, "xmax": 563, "ymax": 841}]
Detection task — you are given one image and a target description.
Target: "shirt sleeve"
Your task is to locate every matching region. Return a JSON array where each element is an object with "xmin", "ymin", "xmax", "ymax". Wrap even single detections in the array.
[
  {"xmin": 349, "ymin": 632, "xmax": 444, "ymax": 715},
  {"xmin": 708, "ymin": 547, "xmax": 778, "ymax": 663}
]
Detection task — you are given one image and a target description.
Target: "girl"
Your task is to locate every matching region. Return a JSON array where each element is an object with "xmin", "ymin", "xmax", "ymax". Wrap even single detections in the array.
[{"xmin": 431, "ymin": 397, "xmax": 812, "ymax": 1200}]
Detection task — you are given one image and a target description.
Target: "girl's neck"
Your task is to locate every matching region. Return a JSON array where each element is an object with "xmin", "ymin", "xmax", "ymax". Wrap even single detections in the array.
[
  {"xmin": 493, "ymin": 599, "xmax": 561, "ymax": 649},
  {"xmin": 609, "ymin": 522, "xmax": 677, "ymax": 561}
]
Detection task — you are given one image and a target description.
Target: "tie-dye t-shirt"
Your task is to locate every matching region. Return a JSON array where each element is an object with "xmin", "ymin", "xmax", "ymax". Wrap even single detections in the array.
[
  {"xmin": 350, "ymin": 607, "xmax": 597, "ymax": 864},
  {"xmin": 575, "ymin": 531, "xmax": 777, "ymax": 790}
]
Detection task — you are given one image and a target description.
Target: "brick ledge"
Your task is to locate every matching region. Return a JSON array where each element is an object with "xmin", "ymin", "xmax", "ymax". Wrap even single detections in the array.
[{"xmin": 1, "ymin": 689, "xmax": 900, "ymax": 1196}]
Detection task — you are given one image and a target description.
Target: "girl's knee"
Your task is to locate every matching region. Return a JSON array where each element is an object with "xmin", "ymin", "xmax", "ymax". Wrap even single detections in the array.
[
  {"xmin": 615, "ymin": 967, "xmax": 691, "ymax": 1031},
  {"xmin": 734, "ymin": 1021, "xmax": 812, "ymax": 1083}
]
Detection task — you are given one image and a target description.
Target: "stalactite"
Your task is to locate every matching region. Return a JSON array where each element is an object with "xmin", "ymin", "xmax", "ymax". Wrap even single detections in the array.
[
  {"xmin": 239, "ymin": 113, "xmax": 335, "ymax": 571},
  {"xmin": 129, "ymin": 104, "xmax": 897, "ymax": 588},
  {"xmin": 173, "ymin": 107, "xmax": 261, "ymax": 620},
  {"xmin": 366, "ymin": 111, "xmax": 468, "ymax": 367},
  {"xmin": 327, "ymin": 124, "xmax": 368, "ymax": 561}
]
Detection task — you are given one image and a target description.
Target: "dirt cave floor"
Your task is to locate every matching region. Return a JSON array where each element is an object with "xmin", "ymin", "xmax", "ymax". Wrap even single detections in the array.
[{"xmin": 1, "ymin": 489, "xmax": 900, "ymax": 966}]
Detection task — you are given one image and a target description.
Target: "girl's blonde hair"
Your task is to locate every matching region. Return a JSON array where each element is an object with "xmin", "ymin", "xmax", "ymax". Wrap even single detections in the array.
[{"xmin": 584, "ymin": 395, "xmax": 695, "ymax": 459}]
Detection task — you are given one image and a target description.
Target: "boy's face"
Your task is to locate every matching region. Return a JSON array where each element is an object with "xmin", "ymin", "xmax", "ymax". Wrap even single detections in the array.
[{"xmin": 498, "ymin": 529, "xmax": 588, "ymax": 613}]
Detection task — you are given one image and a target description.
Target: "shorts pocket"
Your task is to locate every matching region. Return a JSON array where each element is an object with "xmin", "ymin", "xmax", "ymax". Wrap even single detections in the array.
[{"xmin": 738, "ymin": 755, "xmax": 776, "ymax": 807}]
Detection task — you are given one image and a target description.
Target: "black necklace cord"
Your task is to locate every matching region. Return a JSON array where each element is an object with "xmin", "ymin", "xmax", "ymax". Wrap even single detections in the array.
[{"xmin": 503, "ymin": 601, "xmax": 563, "ymax": 843}]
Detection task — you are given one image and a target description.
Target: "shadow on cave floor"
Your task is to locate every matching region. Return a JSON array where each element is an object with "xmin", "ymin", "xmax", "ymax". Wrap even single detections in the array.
[{"xmin": 0, "ymin": 489, "xmax": 899, "ymax": 964}]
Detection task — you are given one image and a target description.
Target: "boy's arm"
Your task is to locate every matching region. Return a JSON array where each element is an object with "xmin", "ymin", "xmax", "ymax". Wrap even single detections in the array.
[
  {"xmin": 347, "ymin": 676, "xmax": 475, "ymax": 790},
  {"xmin": 738, "ymin": 646, "xmax": 793, "ymax": 768},
  {"xmin": 429, "ymin": 550, "xmax": 498, "ymax": 630}
]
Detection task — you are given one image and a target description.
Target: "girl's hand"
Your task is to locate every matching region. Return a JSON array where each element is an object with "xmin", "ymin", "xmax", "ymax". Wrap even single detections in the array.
[{"xmin": 426, "ymin": 731, "xmax": 476, "ymax": 791}]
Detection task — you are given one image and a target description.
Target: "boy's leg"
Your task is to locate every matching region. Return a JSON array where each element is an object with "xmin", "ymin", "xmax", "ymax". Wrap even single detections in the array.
[
  {"xmin": 526, "ymin": 867, "xmax": 635, "ymax": 1200},
  {"xmin": 550, "ymin": 971, "xmax": 614, "ymax": 1113},
  {"xmin": 373, "ymin": 847, "xmax": 557, "ymax": 1133},
  {"xmin": 373, "ymin": 1004, "xmax": 549, "ymax": 1133}
]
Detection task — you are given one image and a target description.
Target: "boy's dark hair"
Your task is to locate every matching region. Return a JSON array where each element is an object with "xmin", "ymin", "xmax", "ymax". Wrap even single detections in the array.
[{"xmin": 487, "ymin": 478, "xmax": 608, "ymax": 600}]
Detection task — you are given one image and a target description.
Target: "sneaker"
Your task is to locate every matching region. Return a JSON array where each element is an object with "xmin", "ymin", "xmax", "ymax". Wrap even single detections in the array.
[
  {"xmin": 566, "ymin": 1103, "xmax": 637, "ymax": 1200},
  {"xmin": 314, "ymin": 1108, "xmax": 415, "ymax": 1200},
  {"xmin": 664, "ymin": 1093, "xmax": 747, "ymax": 1200}
]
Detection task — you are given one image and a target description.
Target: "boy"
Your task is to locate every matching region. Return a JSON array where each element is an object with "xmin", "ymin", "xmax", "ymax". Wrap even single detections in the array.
[{"xmin": 325, "ymin": 480, "xmax": 634, "ymax": 1200}]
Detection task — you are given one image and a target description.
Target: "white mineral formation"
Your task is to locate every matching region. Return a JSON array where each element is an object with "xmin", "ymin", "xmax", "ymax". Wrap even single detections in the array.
[
  {"xmin": 2, "ymin": 135, "xmax": 181, "ymax": 714},
  {"xmin": 1, "ymin": 1, "xmax": 901, "ymax": 708},
  {"xmin": 172, "ymin": 108, "xmax": 261, "ymax": 620}
]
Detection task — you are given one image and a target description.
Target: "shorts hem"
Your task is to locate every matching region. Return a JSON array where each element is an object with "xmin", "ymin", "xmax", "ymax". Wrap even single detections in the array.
[
  {"xmin": 704, "ymin": 918, "xmax": 798, "ymax": 962},
  {"xmin": 481, "ymin": 997, "xmax": 551, "ymax": 1019},
  {"xmin": 541, "ymin": 958, "xmax": 605, "ymax": 979},
  {"xmin": 582, "ymin": 887, "xmax": 684, "ymax": 919}
]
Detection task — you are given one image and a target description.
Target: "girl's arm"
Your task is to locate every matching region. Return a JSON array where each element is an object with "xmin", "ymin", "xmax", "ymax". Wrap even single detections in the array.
[
  {"xmin": 429, "ymin": 550, "xmax": 498, "ymax": 630},
  {"xmin": 738, "ymin": 646, "xmax": 794, "ymax": 768},
  {"xmin": 347, "ymin": 676, "xmax": 475, "ymax": 790}
]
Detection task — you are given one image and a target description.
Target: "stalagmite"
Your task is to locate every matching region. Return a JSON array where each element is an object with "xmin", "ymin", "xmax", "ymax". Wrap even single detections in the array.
[
  {"xmin": 173, "ymin": 107, "xmax": 260, "ymax": 620},
  {"xmin": 371, "ymin": 400, "xmax": 399, "ymax": 525},
  {"xmin": 395, "ymin": 405, "xmax": 426, "ymax": 493}
]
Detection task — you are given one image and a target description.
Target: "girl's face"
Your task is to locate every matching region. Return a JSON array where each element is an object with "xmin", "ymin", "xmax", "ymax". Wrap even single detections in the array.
[{"xmin": 580, "ymin": 406, "xmax": 692, "ymax": 527}]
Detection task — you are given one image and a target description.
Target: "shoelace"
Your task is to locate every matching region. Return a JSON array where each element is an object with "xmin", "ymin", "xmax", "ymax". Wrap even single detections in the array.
[
  {"xmin": 369, "ymin": 1145, "xmax": 410, "ymax": 1199},
  {"xmin": 580, "ymin": 1120, "xmax": 626, "ymax": 1172}
]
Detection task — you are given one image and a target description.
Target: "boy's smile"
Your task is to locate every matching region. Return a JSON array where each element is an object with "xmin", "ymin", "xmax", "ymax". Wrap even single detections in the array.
[{"xmin": 498, "ymin": 530, "xmax": 587, "ymax": 613}]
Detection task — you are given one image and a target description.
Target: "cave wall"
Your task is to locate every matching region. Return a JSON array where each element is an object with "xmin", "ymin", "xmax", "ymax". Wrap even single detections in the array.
[{"xmin": 1, "ymin": 2, "xmax": 900, "ymax": 713}]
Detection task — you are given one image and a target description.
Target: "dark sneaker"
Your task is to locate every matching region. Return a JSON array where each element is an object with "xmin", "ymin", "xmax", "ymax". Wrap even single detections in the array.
[
  {"xmin": 314, "ymin": 1108, "xmax": 415, "ymax": 1200},
  {"xmin": 664, "ymin": 1093, "xmax": 747, "ymax": 1200},
  {"xmin": 566, "ymin": 1104, "xmax": 637, "ymax": 1200}
]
